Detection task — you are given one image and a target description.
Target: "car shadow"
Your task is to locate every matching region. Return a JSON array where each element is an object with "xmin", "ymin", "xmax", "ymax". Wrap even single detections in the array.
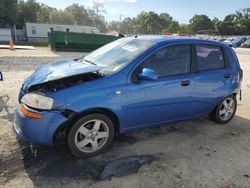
[{"xmin": 1, "ymin": 115, "xmax": 250, "ymax": 187}]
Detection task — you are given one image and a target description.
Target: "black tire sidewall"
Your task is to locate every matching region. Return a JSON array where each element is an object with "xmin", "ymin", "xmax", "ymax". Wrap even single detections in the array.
[{"xmin": 68, "ymin": 114, "xmax": 114, "ymax": 157}]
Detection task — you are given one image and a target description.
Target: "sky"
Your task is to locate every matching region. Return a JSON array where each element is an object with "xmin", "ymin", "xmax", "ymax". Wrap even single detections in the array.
[{"xmin": 35, "ymin": 0, "xmax": 250, "ymax": 23}]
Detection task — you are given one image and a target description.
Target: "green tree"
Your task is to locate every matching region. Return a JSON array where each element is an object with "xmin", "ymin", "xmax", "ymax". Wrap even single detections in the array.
[
  {"xmin": 179, "ymin": 24, "xmax": 193, "ymax": 34},
  {"xmin": 37, "ymin": 4, "xmax": 55, "ymax": 23},
  {"xmin": 219, "ymin": 14, "xmax": 238, "ymax": 35},
  {"xmin": 240, "ymin": 11, "xmax": 250, "ymax": 35},
  {"xmin": 212, "ymin": 17, "xmax": 221, "ymax": 32},
  {"xmin": 16, "ymin": 0, "xmax": 40, "ymax": 28},
  {"xmin": 6, "ymin": 0, "xmax": 250, "ymax": 36},
  {"xmin": 65, "ymin": 4, "xmax": 93, "ymax": 26},
  {"xmin": 132, "ymin": 12, "xmax": 148, "ymax": 34},
  {"xmin": 133, "ymin": 11, "xmax": 163, "ymax": 34},
  {"xmin": 120, "ymin": 17, "xmax": 134, "ymax": 34},
  {"xmin": 107, "ymin": 18, "xmax": 134, "ymax": 34},
  {"xmin": 86, "ymin": 8, "xmax": 107, "ymax": 32},
  {"xmin": 234, "ymin": 10, "xmax": 250, "ymax": 35},
  {"xmin": 98, "ymin": 18, "xmax": 108, "ymax": 33},
  {"xmin": 108, "ymin": 21, "xmax": 120, "ymax": 32},
  {"xmin": 92, "ymin": 1, "xmax": 107, "ymax": 30},
  {"xmin": 131, "ymin": 11, "xmax": 175, "ymax": 34},
  {"xmin": 159, "ymin": 13, "xmax": 173, "ymax": 31},
  {"xmin": 144, "ymin": 11, "xmax": 163, "ymax": 34},
  {"xmin": 189, "ymin": 15, "xmax": 214, "ymax": 33},
  {"xmin": 49, "ymin": 10, "xmax": 74, "ymax": 25},
  {"xmin": 0, "ymin": 0, "xmax": 17, "ymax": 27},
  {"xmin": 164, "ymin": 21, "xmax": 180, "ymax": 33}
]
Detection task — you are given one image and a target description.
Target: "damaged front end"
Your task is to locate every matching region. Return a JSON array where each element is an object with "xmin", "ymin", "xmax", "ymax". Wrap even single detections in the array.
[
  {"xmin": 26, "ymin": 72, "xmax": 101, "ymax": 94},
  {"xmin": 19, "ymin": 60, "xmax": 105, "ymax": 102},
  {"xmin": 14, "ymin": 60, "xmax": 106, "ymax": 145}
]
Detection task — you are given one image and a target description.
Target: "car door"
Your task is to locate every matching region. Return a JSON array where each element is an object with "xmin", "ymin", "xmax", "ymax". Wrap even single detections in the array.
[
  {"xmin": 125, "ymin": 44, "xmax": 195, "ymax": 129},
  {"xmin": 190, "ymin": 44, "xmax": 234, "ymax": 117}
]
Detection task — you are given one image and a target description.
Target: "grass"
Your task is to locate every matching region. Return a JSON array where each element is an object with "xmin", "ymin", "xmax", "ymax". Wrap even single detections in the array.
[{"xmin": 0, "ymin": 41, "xmax": 49, "ymax": 47}]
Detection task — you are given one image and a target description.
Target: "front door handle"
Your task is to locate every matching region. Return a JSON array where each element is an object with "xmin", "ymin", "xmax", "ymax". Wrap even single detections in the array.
[
  {"xmin": 224, "ymin": 74, "xmax": 231, "ymax": 79},
  {"xmin": 181, "ymin": 80, "xmax": 191, "ymax": 86}
]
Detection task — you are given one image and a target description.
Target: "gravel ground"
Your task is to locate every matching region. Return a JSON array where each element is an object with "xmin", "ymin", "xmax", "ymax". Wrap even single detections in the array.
[{"xmin": 0, "ymin": 47, "xmax": 250, "ymax": 188}]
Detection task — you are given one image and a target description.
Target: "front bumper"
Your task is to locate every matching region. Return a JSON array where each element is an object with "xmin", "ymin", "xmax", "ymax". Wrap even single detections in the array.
[{"xmin": 13, "ymin": 105, "xmax": 68, "ymax": 145}]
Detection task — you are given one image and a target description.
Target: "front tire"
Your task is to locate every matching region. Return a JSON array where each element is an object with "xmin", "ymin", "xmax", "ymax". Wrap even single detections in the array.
[
  {"xmin": 68, "ymin": 114, "xmax": 114, "ymax": 157},
  {"xmin": 209, "ymin": 95, "xmax": 237, "ymax": 124}
]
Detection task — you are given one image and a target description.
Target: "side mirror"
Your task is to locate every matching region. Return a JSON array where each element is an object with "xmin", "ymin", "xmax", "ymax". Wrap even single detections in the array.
[
  {"xmin": 0, "ymin": 71, "xmax": 3, "ymax": 81},
  {"xmin": 137, "ymin": 68, "xmax": 159, "ymax": 81}
]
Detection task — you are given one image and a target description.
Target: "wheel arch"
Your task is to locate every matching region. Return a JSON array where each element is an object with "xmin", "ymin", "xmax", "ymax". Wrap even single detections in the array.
[
  {"xmin": 210, "ymin": 93, "xmax": 237, "ymax": 115},
  {"xmin": 209, "ymin": 93, "xmax": 237, "ymax": 124},
  {"xmin": 53, "ymin": 107, "xmax": 121, "ymax": 143}
]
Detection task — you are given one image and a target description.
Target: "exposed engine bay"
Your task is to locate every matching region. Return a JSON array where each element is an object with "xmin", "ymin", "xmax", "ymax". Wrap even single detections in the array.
[{"xmin": 27, "ymin": 72, "xmax": 102, "ymax": 93}]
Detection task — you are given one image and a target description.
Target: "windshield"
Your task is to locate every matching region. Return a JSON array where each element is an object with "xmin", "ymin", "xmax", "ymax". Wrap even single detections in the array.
[{"xmin": 82, "ymin": 38, "xmax": 155, "ymax": 73}]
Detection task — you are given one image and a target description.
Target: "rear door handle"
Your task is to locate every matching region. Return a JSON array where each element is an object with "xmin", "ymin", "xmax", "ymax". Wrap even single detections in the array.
[
  {"xmin": 181, "ymin": 80, "xmax": 191, "ymax": 86},
  {"xmin": 224, "ymin": 74, "xmax": 231, "ymax": 79}
]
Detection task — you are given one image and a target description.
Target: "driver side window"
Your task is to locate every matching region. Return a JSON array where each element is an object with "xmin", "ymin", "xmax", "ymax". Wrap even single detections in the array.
[{"xmin": 140, "ymin": 45, "xmax": 192, "ymax": 78}]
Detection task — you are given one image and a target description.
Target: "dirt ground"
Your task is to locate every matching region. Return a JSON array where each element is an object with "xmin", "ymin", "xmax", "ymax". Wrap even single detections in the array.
[{"xmin": 0, "ymin": 47, "xmax": 250, "ymax": 188}]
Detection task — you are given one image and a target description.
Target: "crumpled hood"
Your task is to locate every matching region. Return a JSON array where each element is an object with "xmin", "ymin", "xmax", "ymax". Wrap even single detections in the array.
[{"xmin": 22, "ymin": 60, "xmax": 104, "ymax": 91}]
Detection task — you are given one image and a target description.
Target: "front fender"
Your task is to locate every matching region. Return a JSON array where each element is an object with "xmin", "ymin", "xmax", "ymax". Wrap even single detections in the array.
[{"xmin": 47, "ymin": 73, "xmax": 127, "ymax": 132}]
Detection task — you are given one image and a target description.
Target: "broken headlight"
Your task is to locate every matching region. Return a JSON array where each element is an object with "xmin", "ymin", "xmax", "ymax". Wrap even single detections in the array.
[{"xmin": 21, "ymin": 93, "xmax": 54, "ymax": 110}]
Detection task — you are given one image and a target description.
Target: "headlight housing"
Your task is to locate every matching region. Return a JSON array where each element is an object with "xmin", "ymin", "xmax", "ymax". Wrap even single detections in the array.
[{"xmin": 21, "ymin": 93, "xmax": 54, "ymax": 110}]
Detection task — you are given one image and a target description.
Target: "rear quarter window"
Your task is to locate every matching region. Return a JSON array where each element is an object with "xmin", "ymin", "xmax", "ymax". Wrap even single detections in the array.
[{"xmin": 196, "ymin": 45, "xmax": 225, "ymax": 71}]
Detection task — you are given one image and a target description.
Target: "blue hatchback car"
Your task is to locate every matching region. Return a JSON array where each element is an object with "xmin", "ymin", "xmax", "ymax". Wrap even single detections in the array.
[{"xmin": 13, "ymin": 36, "xmax": 242, "ymax": 157}]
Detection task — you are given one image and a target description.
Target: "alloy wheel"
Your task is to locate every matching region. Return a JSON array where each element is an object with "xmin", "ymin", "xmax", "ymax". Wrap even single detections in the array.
[
  {"xmin": 219, "ymin": 98, "xmax": 236, "ymax": 121},
  {"xmin": 74, "ymin": 119, "xmax": 109, "ymax": 153}
]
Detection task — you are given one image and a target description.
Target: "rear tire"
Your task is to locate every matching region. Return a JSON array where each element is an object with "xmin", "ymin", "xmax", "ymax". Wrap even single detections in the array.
[
  {"xmin": 209, "ymin": 95, "xmax": 237, "ymax": 124},
  {"xmin": 68, "ymin": 114, "xmax": 114, "ymax": 157}
]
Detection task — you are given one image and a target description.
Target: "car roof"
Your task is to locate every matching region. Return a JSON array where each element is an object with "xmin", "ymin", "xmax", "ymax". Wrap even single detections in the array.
[{"xmin": 131, "ymin": 35, "xmax": 226, "ymax": 46}]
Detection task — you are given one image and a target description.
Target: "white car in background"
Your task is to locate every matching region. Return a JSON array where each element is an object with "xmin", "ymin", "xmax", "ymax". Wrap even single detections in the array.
[{"xmin": 224, "ymin": 38, "xmax": 235, "ymax": 44}]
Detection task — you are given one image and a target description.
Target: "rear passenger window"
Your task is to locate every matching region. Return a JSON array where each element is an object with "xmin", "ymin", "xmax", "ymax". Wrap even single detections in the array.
[
  {"xmin": 141, "ymin": 45, "xmax": 191, "ymax": 77},
  {"xmin": 196, "ymin": 45, "xmax": 225, "ymax": 71}
]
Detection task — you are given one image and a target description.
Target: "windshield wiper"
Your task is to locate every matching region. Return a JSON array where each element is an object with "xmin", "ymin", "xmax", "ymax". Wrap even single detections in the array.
[
  {"xmin": 84, "ymin": 59, "xmax": 97, "ymax": 66},
  {"xmin": 73, "ymin": 58, "xmax": 80, "ymax": 62}
]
